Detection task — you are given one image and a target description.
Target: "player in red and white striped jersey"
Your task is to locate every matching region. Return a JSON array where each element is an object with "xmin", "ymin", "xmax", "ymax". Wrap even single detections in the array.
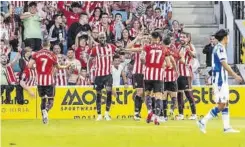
[
  {"xmin": 142, "ymin": 32, "xmax": 170, "ymax": 125},
  {"xmin": 126, "ymin": 33, "xmax": 147, "ymax": 121},
  {"xmin": 88, "ymin": 32, "xmax": 118, "ymax": 121},
  {"xmin": 28, "ymin": 40, "xmax": 70, "ymax": 124},
  {"xmin": 176, "ymin": 32, "xmax": 197, "ymax": 120},
  {"xmin": 153, "ymin": 8, "xmax": 167, "ymax": 30},
  {"xmin": 161, "ymin": 36, "xmax": 179, "ymax": 120},
  {"xmin": 76, "ymin": 67, "xmax": 91, "ymax": 86},
  {"xmin": 55, "ymin": 54, "xmax": 68, "ymax": 86}
]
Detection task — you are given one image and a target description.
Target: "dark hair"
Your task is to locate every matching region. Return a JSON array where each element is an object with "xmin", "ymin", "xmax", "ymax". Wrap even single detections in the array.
[
  {"xmin": 71, "ymin": 2, "xmax": 81, "ymax": 8},
  {"xmin": 155, "ymin": 7, "xmax": 161, "ymax": 11},
  {"xmin": 146, "ymin": 5, "xmax": 152, "ymax": 11},
  {"xmin": 67, "ymin": 48, "xmax": 75, "ymax": 52},
  {"xmin": 180, "ymin": 31, "xmax": 188, "ymax": 37},
  {"xmin": 93, "ymin": 7, "xmax": 102, "ymax": 18},
  {"xmin": 163, "ymin": 36, "xmax": 171, "ymax": 45},
  {"xmin": 79, "ymin": 35, "xmax": 89, "ymax": 42},
  {"xmin": 115, "ymin": 13, "xmax": 122, "ymax": 18},
  {"xmin": 42, "ymin": 39, "xmax": 50, "ymax": 47},
  {"xmin": 214, "ymin": 29, "xmax": 229, "ymax": 42},
  {"xmin": 151, "ymin": 31, "xmax": 161, "ymax": 39},
  {"xmin": 101, "ymin": 12, "xmax": 108, "ymax": 17},
  {"xmin": 113, "ymin": 54, "xmax": 120, "ymax": 60},
  {"xmin": 80, "ymin": 12, "xmax": 88, "ymax": 18},
  {"xmin": 28, "ymin": 2, "xmax": 37, "ymax": 7},
  {"xmin": 172, "ymin": 20, "xmax": 179, "ymax": 26},
  {"xmin": 121, "ymin": 29, "xmax": 129, "ymax": 39},
  {"xmin": 53, "ymin": 14, "xmax": 62, "ymax": 21},
  {"xmin": 0, "ymin": 39, "xmax": 5, "ymax": 42},
  {"xmin": 81, "ymin": 67, "xmax": 87, "ymax": 71}
]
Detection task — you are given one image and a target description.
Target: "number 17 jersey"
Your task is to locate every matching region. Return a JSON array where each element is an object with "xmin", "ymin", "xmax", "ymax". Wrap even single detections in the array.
[
  {"xmin": 32, "ymin": 49, "xmax": 58, "ymax": 86},
  {"xmin": 144, "ymin": 44, "xmax": 167, "ymax": 81}
]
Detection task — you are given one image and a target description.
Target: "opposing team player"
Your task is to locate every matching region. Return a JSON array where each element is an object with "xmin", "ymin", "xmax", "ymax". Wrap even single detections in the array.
[
  {"xmin": 28, "ymin": 40, "xmax": 70, "ymax": 124},
  {"xmin": 197, "ymin": 29, "xmax": 243, "ymax": 133},
  {"xmin": 88, "ymin": 32, "xmax": 119, "ymax": 121},
  {"xmin": 176, "ymin": 32, "xmax": 197, "ymax": 120}
]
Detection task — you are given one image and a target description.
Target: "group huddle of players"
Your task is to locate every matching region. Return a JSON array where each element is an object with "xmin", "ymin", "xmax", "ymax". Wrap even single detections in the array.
[
  {"xmin": 85, "ymin": 30, "xmax": 197, "ymax": 125},
  {"xmin": 125, "ymin": 31, "xmax": 197, "ymax": 125},
  {"xmin": 28, "ymin": 29, "xmax": 196, "ymax": 125}
]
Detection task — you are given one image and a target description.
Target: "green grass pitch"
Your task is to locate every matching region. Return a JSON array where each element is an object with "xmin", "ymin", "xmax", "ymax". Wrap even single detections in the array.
[{"xmin": 1, "ymin": 118, "xmax": 245, "ymax": 147}]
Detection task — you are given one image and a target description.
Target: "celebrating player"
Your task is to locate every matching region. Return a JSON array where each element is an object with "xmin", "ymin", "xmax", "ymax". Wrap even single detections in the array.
[
  {"xmin": 176, "ymin": 32, "xmax": 197, "ymax": 120},
  {"xmin": 143, "ymin": 32, "xmax": 170, "ymax": 125},
  {"xmin": 88, "ymin": 32, "xmax": 118, "ymax": 121},
  {"xmin": 28, "ymin": 39, "xmax": 70, "ymax": 124},
  {"xmin": 197, "ymin": 29, "xmax": 243, "ymax": 133},
  {"xmin": 161, "ymin": 36, "xmax": 178, "ymax": 121}
]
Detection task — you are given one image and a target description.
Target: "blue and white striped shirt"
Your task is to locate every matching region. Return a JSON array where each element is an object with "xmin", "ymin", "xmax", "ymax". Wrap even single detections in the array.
[{"xmin": 212, "ymin": 43, "xmax": 228, "ymax": 87}]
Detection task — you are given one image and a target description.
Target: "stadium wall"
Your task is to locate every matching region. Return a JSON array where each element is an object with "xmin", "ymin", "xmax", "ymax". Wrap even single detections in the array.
[{"xmin": 1, "ymin": 86, "xmax": 245, "ymax": 120}]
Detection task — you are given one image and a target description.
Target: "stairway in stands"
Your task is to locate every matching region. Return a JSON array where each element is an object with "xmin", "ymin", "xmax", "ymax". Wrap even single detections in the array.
[{"xmin": 172, "ymin": 1, "xmax": 219, "ymax": 66}]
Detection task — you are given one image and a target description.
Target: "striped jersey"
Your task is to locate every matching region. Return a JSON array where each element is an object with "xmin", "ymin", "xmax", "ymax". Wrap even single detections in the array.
[{"xmin": 212, "ymin": 43, "xmax": 228, "ymax": 87}]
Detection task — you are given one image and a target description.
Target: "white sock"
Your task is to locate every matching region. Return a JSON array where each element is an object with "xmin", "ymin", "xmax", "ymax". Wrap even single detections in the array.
[
  {"xmin": 201, "ymin": 107, "xmax": 219, "ymax": 124},
  {"xmin": 134, "ymin": 112, "xmax": 139, "ymax": 115},
  {"xmin": 105, "ymin": 111, "xmax": 109, "ymax": 116},
  {"xmin": 222, "ymin": 107, "xmax": 231, "ymax": 129}
]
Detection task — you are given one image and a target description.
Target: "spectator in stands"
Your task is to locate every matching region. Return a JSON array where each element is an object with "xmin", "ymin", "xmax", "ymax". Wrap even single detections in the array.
[
  {"xmin": 154, "ymin": 1, "xmax": 172, "ymax": 27},
  {"xmin": 112, "ymin": 54, "xmax": 128, "ymax": 86},
  {"xmin": 68, "ymin": 12, "xmax": 91, "ymax": 48},
  {"xmin": 99, "ymin": 12, "xmax": 114, "ymax": 43},
  {"xmin": 192, "ymin": 58, "xmax": 201, "ymax": 86},
  {"xmin": 74, "ymin": 33, "xmax": 90, "ymax": 68},
  {"xmin": 57, "ymin": 2, "xmax": 81, "ymax": 28},
  {"xmin": 121, "ymin": 29, "xmax": 131, "ymax": 48},
  {"xmin": 48, "ymin": 14, "xmax": 65, "ymax": 53},
  {"xmin": 52, "ymin": 43, "xmax": 62, "ymax": 55},
  {"xmin": 0, "ymin": 39, "xmax": 11, "ymax": 57},
  {"xmin": 112, "ymin": 13, "xmax": 125, "ymax": 41},
  {"xmin": 55, "ymin": 53, "xmax": 68, "ymax": 86},
  {"xmin": 5, "ymin": 4, "xmax": 22, "ymax": 52},
  {"xmin": 21, "ymin": 2, "xmax": 42, "ymax": 51},
  {"xmin": 130, "ymin": 20, "xmax": 142, "ymax": 40},
  {"xmin": 1, "ymin": 52, "xmax": 20, "ymax": 104},
  {"xmin": 76, "ymin": 67, "xmax": 90, "ymax": 85},
  {"xmin": 203, "ymin": 35, "xmax": 216, "ymax": 67},
  {"xmin": 87, "ymin": 7, "xmax": 102, "ymax": 28},
  {"xmin": 0, "ymin": 13, "xmax": 9, "ymax": 42},
  {"xmin": 203, "ymin": 35, "xmax": 217, "ymax": 82},
  {"xmin": 140, "ymin": 5, "xmax": 154, "ymax": 30},
  {"xmin": 66, "ymin": 49, "xmax": 81, "ymax": 85},
  {"xmin": 153, "ymin": 7, "xmax": 167, "ymax": 30}
]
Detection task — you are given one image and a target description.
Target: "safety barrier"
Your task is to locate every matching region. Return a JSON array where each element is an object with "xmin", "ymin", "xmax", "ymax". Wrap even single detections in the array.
[{"xmin": 1, "ymin": 86, "xmax": 245, "ymax": 120}]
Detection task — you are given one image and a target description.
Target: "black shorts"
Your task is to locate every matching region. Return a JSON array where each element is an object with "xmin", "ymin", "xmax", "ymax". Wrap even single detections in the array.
[
  {"xmin": 164, "ymin": 81, "xmax": 178, "ymax": 92},
  {"xmin": 177, "ymin": 76, "xmax": 190, "ymax": 90},
  {"xmin": 94, "ymin": 74, "xmax": 113, "ymax": 91},
  {"xmin": 144, "ymin": 80, "xmax": 163, "ymax": 93},
  {"xmin": 132, "ymin": 74, "xmax": 144, "ymax": 89},
  {"xmin": 37, "ymin": 85, "xmax": 55, "ymax": 98}
]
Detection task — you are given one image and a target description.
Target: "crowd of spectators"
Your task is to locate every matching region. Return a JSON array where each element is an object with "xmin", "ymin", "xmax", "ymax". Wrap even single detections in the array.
[{"xmin": 1, "ymin": 1, "xmax": 177, "ymax": 88}]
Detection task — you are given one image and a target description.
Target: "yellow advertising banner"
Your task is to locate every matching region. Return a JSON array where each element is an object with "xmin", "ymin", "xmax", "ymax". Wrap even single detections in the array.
[
  {"xmin": 1, "ymin": 86, "xmax": 245, "ymax": 120},
  {"xmin": 1, "ymin": 87, "xmax": 37, "ymax": 119}
]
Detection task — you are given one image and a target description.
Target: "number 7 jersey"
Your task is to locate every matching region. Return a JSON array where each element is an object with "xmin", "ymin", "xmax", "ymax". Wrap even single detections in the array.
[
  {"xmin": 144, "ymin": 44, "xmax": 168, "ymax": 81},
  {"xmin": 32, "ymin": 49, "xmax": 58, "ymax": 86}
]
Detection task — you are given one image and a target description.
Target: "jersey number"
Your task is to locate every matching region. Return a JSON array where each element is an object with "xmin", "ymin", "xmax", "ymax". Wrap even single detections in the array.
[
  {"xmin": 41, "ymin": 58, "xmax": 47, "ymax": 72},
  {"xmin": 150, "ymin": 50, "xmax": 162, "ymax": 63}
]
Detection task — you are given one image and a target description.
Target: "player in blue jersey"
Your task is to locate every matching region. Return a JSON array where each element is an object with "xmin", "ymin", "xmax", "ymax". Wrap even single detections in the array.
[{"xmin": 197, "ymin": 29, "xmax": 243, "ymax": 133}]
